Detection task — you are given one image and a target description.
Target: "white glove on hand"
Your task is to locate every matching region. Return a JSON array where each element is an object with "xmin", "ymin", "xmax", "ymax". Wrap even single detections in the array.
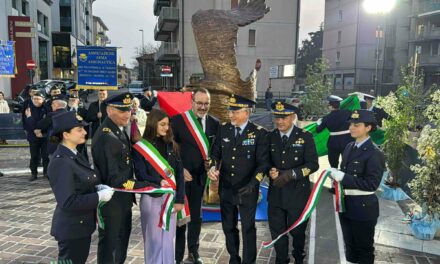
[
  {"xmin": 97, "ymin": 188, "xmax": 114, "ymax": 202},
  {"xmin": 96, "ymin": 184, "xmax": 112, "ymax": 191},
  {"xmin": 316, "ymin": 118, "xmax": 323, "ymax": 126},
  {"xmin": 328, "ymin": 168, "xmax": 345, "ymax": 182}
]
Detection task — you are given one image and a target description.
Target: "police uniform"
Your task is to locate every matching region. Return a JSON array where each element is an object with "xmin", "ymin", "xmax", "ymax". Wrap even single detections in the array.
[
  {"xmin": 268, "ymin": 101, "xmax": 319, "ymax": 264},
  {"xmin": 316, "ymin": 95, "xmax": 354, "ymax": 168},
  {"xmin": 48, "ymin": 111, "xmax": 98, "ymax": 263},
  {"xmin": 364, "ymin": 94, "xmax": 389, "ymax": 127},
  {"xmin": 210, "ymin": 95, "xmax": 270, "ymax": 264},
  {"xmin": 328, "ymin": 110, "xmax": 385, "ymax": 264},
  {"xmin": 92, "ymin": 92, "xmax": 150, "ymax": 264}
]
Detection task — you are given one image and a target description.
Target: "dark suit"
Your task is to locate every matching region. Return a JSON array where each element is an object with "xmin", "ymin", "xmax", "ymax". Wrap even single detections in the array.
[
  {"xmin": 339, "ymin": 139, "xmax": 385, "ymax": 264},
  {"xmin": 371, "ymin": 106, "xmax": 389, "ymax": 127},
  {"xmin": 92, "ymin": 118, "xmax": 134, "ymax": 264},
  {"xmin": 140, "ymin": 95, "xmax": 157, "ymax": 112},
  {"xmin": 86, "ymin": 100, "xmax": 107, "ymax": 137},
  {"xmin": 211, "ymin": 121, "xmax": 270, "ymax": 264},
  {"xmin": 268, "ymin": 126, "xmax": 319, "ymax": 264},
  {"xmin": 48, "ymin": 144, "xmax": 99, "ymax": 263},
  {"xmin": 37, "ymin": 108, "xmax": 67, "ymax": 155},
  {"xmin": 172, "ymin": 113, "xmax": 220, "ymax": 261},
  {"xmin": 316, "ymin": 109, "xmax": 354, "ymax": 168}
]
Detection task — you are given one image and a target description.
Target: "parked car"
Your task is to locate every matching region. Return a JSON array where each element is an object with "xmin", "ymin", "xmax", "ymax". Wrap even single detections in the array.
[
  {"xmin": 34, "ymin": 79, "xmax": 67, "ymax": 95},
  {"xmin": 128, "ymin": 81, "xmax": 144, "ymax": 95}
]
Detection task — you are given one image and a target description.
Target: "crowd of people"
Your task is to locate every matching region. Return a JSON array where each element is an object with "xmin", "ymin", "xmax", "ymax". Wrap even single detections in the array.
[{"xmin": 18, "ymin": 84, "xmax": 387, "ymax": 264}]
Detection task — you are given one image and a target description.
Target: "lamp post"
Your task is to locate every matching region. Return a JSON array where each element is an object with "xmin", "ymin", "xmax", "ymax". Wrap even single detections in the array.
[
  {"xmin": 363, "ymin": 0, "xmax": 396, "ymax": 96},
  {"xmin": 139, "ymin": 29, "xmax": 145, "ymax": 85}
]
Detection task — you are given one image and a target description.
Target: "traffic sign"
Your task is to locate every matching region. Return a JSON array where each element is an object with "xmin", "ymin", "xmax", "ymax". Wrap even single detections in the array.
[
  {"xmin": 161, "ymin": 65, "xmax": 171, "ymax": 73},
  {"xmin": 26, "ymin": 60, "xmax": 36, "ymax": 70}
]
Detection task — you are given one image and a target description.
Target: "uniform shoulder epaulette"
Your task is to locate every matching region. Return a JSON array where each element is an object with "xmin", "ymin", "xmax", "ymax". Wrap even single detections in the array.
[
  {"xmin": 102, "ymin": 127, "xmax": 111, "ymax": 133},
  {"xmin": 256, "ymin": 126, "xmax": 263, "ymax": 130},
  {"xmin": 222, "ymin": 122, "xmax": 227, "ymax": 126}
]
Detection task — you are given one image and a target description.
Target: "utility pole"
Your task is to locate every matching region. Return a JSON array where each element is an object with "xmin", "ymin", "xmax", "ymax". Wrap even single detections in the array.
[{"xmin": 139, "ymin": 29, "xmax": 145, "ymax": 85}]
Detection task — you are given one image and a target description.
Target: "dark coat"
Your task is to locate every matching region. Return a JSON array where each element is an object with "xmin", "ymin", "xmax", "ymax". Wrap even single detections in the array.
[
  {"xmin": 86, "ymin": 100, "xmax": 107, "ymax": 137},
  {"xmin": 268, "ymin": 126, "xmax": 319, "ymax": 209},
  {"xmin": 23, "ymin": 104, "xmax": 48, "ymax": 143},
  {"xmin": 316, "ymin": 109, "xmax": 354, "ymax": 150},
  {"xmin": 140, "ymin": 96, "xmax": 157, "ymax": 112},
  {"xmin": 37, "ymin": 108, "xmax": 67, "ymax": 154},
  {"xmin": 48, "ymin": 144, "xmax": 99, "ymax": 241},
  {"xmin": 339, "ymin": 139, "xmax": 386, "ymax": 221},
  {"xmin": 211, "ymin": 121, "xmax": 270, "ymax": 204},
  {"xmin": 171, "ymin": 113, "xmax": 220, "ymax": 185},
  {"xmin": 372, "ymin": 106, "xmax": 389, "ymax": 127}
]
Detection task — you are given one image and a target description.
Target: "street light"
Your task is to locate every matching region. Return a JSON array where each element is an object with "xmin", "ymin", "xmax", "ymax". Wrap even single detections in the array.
[
  {"xmin": 363, "ymin": 0, "xmax": 396, "ymax": 96},
  {"xmin": 139, "ymin": 29, "xmax": 145, "ymax": 85}
]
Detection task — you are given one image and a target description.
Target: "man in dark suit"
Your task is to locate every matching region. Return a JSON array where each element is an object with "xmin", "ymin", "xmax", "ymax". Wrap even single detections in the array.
[
  {"xmin": 316, "ymin": 95, "xmax": 354, "ymax": 169},
  {"xmin": 328, "ymin": 110, "xmax": 386, "ymax": 264},
  {"xmin": 86, "ymin": 89, "xmax": 108, "ymax": 137},
  {"xmin": 267, "ymin": 101, "xmax": 319, "ymax": 264},
  {"xmin": 173, "ymin": 88, "xmax": 220, "ymax": 264},
  {"xmin": 208, "ymin": 94, "xmax": 270, "ymax": 264},
  {"xmin": 364, "ymin": 94, "xmax": 389, "ymax": 127},
  {"xmin": 92, "ymin": 92, "xmax": 152, "ymax": 264},
  {"xmin": 140, "ymin": 87, "xmax": 157, "ymax": 112}
]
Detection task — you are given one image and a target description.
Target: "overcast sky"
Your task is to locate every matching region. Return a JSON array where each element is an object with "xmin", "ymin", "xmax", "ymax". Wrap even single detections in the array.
[{"xmin": 93, "ymin": 0, "xmax": 325, "ymax": 68}]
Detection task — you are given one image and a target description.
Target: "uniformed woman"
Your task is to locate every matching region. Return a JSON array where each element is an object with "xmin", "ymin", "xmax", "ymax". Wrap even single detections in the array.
[
  {"xmin": 132, "ymin": 108, "xmax": 185, "ymax": 264},
  {"xmin": 327, "ymin": 110, "xmax": 385, "ymax": 264},
  {"xmin": 48, "ymin": 111, "xmax": 115, "ymax": 263}
]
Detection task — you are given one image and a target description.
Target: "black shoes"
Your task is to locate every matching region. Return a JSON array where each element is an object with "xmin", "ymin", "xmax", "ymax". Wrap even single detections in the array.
[
  {"xmin": 187, "ymin": 252, "xmax": 204, "ymax": 264},
  {"xmin": 29, "ymin": 174, "xmax": 37, "ymax": 181},
  {"xmin": 0, "ymin": 171, "xmax": 3, "ymax": 177}
]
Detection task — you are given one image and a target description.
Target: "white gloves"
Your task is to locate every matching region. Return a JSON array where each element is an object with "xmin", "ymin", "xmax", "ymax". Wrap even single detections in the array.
[
  {"xmin": 316, "ymin": 118, "xmax": 323, "ymax": 126},
  {"xmin": 328, "ymin": 168, "xmax": 345, "ymax": 182},
  {"xmin": 96, "ymin": 184, "xmax": 112, "ymax": 191},
  {"xmin": 97, "ymin": 188, "xmax": 114, "ymax": 202}
]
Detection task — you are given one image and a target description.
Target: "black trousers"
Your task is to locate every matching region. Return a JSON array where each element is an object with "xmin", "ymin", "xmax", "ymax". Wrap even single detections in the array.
[
  {"xmin": 29, "ymin": 139, "xmax": 49, "ymax": 175},
  {"xmin": 175, "ymin": 179, "xmax": 205, "ymax": 261},
  {"xmin": 58, "ymin": 236, "xmax": 91, "ymax": 264},
  {"xmin": 220, "ymin": 189, "xmax": 258, "ymax": 264},
  {"xmin": 268, "ymin": 204, "xmax": 308, "ymax": 264},
  {"xmin": 328, "ymin": 147, "xmax": 344, "ymax": 168},
  {"xmin": 97, "ymin": 206, "xmax": 132, "ymax": 264},
  {"xmin": 339, "ymin": 214, "xmax": 377, "ymax": 264}
]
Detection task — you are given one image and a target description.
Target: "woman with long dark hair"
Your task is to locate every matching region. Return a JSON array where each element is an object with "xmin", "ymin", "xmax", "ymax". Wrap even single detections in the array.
[
  {"xmin": 48, "ymin": 111, "xmax": 114, "ymax": 263},
  {"xmin": 132, "ymin": 109, "xmax": 184, "ymax": 263}
]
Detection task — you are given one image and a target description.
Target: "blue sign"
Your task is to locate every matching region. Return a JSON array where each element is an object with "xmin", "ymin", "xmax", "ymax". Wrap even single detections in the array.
[
  {"xmin": 0, "ymin": 41, "xmax": 16, "ymax": 77},
  {"xmin": 77, "ymin": 46, "xmax": 117, "ymax": 90}
]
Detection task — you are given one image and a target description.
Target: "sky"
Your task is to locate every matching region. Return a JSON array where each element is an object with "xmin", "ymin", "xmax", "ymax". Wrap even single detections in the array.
[{"xmin": 93, "ymin": 0, "xmax": 325, "ymax": 68}]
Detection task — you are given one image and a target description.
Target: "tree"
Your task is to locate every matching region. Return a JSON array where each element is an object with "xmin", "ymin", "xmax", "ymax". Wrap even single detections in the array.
[
  {"xmin": 300, "ymin": 58, "xmax": 331, "ymax": 117},
  {"xmin": 295, "ymin": 24, "xmax": 324, "ymax": 78}
]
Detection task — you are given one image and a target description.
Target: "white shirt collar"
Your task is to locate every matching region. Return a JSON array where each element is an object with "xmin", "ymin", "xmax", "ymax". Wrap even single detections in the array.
[
  {"xmin": 280, "ymin": 124, "xmax": 295, "ymax": 138},
  {"xmin": 355, "ymin": 137, "xmax": 370, "ymax": 148},
  {"xmin": 237, "ymin": 120, "xmax": 248, "ymax": 132}
]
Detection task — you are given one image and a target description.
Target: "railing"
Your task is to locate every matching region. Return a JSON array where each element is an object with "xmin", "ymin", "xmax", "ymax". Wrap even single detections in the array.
[
  {"xmin": 155, "ymin": 42, "xmax": 179, "ymax": 61},
  {"xmin": 158, "ymin": 7, "xmax": 179, "ymax": 27}
]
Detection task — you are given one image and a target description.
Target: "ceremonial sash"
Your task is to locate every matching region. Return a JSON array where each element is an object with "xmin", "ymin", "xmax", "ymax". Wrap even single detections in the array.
[
  {"xmin": 262, "ymin": 170, "xmax": 346, "ymax": 248},
  {"xmin": 181, "ymin": 110, "xmax": 210, "ymax": 160},
  {"xmin": 133, "ymin": 139, "xmax": 190, "ymax": 230}
]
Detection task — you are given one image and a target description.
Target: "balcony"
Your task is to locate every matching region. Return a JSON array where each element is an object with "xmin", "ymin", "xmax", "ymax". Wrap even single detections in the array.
[
  {"xmin": 154, "ymin": 0, "xmax": 171, "ymax": 16},
  {"xmin": 157, "ymin": 7, "xmax": 179, "ymax": 31},
  {"xmin": 414, "ymin": 26, "xmax": 440, "ymax": 41},
  {"xmin": 155, "ymin": 42, "xmax": 180, "ymax": 62},
  {"xmin": 60, "ymin": 17, "xmax": 72, "ymax": 28},
  {"xmin": 154, "ymin": 23, "xmax": 170, "ymax": 41},
  {"xmin": 419, "ymin": 54, "xmax": 440, "ymax": 66}
]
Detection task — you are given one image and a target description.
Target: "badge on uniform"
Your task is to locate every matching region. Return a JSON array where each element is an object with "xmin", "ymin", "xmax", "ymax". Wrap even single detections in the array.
[
  {"xmin": 247, "ymin": 132, "xmax": 256, "ymax": 139},
  {"xmin": 242, "ymin": 139, "xmax": 255, "ymax": 146},
  {"xmin": 292, "ymin": 144, "xmax": 302, "ymax": 147},
  {"xmin": 295, "ymin": 138, "xmax": 305, "ymax": 145},
  {"xmin": 223, "ymin": 138, "xmax": 230, "ymax": 143}
]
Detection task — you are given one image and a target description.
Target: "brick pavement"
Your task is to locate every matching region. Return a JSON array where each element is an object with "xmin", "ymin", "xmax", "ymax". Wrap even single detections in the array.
[{"xmin": 0, "ymin": 146, "xmax": 439, "ymax": 263}]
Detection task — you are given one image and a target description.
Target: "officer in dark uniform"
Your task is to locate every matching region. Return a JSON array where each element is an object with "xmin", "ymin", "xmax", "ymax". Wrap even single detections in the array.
[
  {"xmin": 268, "ymin": 101, "xmax": 319, "ymax": 264},
  {"xmin": 140, "ymin": 87, "xmax": 157, "ymax": 112},
  {"xmin": 44, "ymin": 85, "xmax": 63, "ymax": 113},
  {"xmin": 364, "ymin": 94, "xmax": 389, "ymax": 127},
  {"xmin": 173, "ymin": 88, "xmax": 220, "ymax": 264},
  {"xmin": 48, "ymin": 111, "xmax": 115, "ymax": 263},
  {"xmin": 92, "ymin": 92, "xmax": 154, "ymax": 264},
  {"xmin": 316, "ymin": 95, "xmax": 354, "ymax": 168},
  {"xmin": 327, "ymin": 110, "xmax": 385, "ymax": 264},
  {"xmin": 208, "ymin": 94, "xmax": 270, "ymax": 264}
]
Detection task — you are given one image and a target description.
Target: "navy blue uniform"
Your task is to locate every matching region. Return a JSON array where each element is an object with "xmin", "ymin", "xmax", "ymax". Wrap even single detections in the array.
[
  {"xmin": 37, "ymin": 108, "xmax": 67, "ymax": 155},
  {"xmin": 316, "ymin": 109, "xmax": 354, "ymax": 168},
  {"xmin": 268, "ymin": 127, "xmax": 319, "ymax": 264},
  {"xmin": 48, "ymin": 144, "xmax": 99, "ymax": 263},
  {"xmin": 23, "ymin": 103, "xmax": 49, "ymax": 177},
  {"xmin": 85, "ymin": 100, "xmax": 107, "ymax": 137},
  {"xmin": 211, "ymin": 121, "xmax": 270, "ymax": 264},
  {"xmin": 339, "ymin": 139, "xmax": 385, "ymax": 264},
  {"xmin": 140, "ymin": 95, "xmax": 157, "ymax": 112}
]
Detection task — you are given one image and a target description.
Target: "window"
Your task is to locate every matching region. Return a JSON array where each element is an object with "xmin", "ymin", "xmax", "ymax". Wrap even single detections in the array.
[
  {"xmin": 248, "ymin": 29, "xmax": 256, "ymax": 46},
  {"xmin": 12, "ymin": 0, "xmax": 17, "ymax": 9},
  {"xmin": 336, "ymin": 51, "xmax": 341, "ymax": 62},
  {"xmin": 338, "ymin": 10, "xmax": 343, "ymax": 22},
  {"xmin": 432, "ymin": 42, "xmax": 439, "ymax": 56},
  {"xmin": 231, "ymin": 0, "xmax": 239, "ymax": 9},
  {"xmin": 337, "ymin": 31, "xmax": 342, "ymax": 43},
  {"xmin": 11, "ymin": 0, "xmax": 18, "ymax": 15},
  {"xmin": 22, "ymin": 0, "xmax": 29, "ymax": 16}
]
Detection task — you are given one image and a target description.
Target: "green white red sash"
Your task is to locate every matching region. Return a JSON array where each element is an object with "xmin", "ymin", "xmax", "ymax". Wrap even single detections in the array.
[
  {"xmin": 133, "ymin": 139, "xmax": 190, "ymax": 230},
  {"xmin": 181, "ymin": 110, "xmax": 210, "ymax": 159},
  {"xmin": 262, "ymin": 170, "xmax": 345, "ymax": 248}
]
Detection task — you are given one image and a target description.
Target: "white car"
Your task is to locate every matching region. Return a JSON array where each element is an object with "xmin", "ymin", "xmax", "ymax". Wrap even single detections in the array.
[{"xmin": 128, "ymin": 81, "xmax": 144, "ymax": 95}]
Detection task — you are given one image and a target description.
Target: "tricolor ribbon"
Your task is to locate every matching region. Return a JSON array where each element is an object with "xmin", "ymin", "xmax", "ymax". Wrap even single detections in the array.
[
  {"xmin": 262, "ymin": 170, "xmax": 344, "ymax": 249},
  {"xmin": 181, "ymin": 110, "xmax": 210, "ymax": 159}
]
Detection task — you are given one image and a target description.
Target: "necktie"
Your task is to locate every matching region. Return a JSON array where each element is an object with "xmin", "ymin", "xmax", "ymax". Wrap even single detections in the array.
[
  {"xmin": 197, "ymin": 117, "xmax": 204, "ymax": 131},
  {"xmin": 235, "ymin": 127, "xmax": 241, "ymax": 143},
  {"xmin": 282, "ymin": 135, "xmax": 288, "ymax": 145}
]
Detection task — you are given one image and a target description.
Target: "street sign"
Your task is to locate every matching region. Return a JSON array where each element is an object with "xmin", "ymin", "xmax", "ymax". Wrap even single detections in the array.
[
  {"xmin": 269, "ymin": 66, "xmax": 278, "ymax": 78},
  {"xmin": 160, "ymin": 73, "xmax": 173, "ymax": 77},
  {"xmin": 26, "ymin": 60, "xmax": 36, "ymax": 70},
  {"xmin": 161, "ymin": 65, "xmax": 171, "ymax": 73}
]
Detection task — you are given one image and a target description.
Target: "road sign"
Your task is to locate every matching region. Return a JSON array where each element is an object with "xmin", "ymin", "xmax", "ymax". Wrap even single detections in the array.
[
  {"xmin": 269, "ymin": 66, "xmax": 278, "ymax": 78},
  {"xmin": 161, "ymin": 65, "xmax": 171, "ymax": 73},
  {"xmin": 26, "ymin": 60, "xmax": 36, "ymax": 70}
]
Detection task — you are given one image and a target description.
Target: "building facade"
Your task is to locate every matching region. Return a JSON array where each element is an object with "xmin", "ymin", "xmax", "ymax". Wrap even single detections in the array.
[
  {"xmin": 0, "ymin": 0, "xmax": 53, "ymax": 98},
  {"xmin": 153, "ymin": 0, "xmax": 300, "ymax": 97},
  {"xmin": 93, "ymin": 15, "xmax": 109, "ymax": 46}
]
